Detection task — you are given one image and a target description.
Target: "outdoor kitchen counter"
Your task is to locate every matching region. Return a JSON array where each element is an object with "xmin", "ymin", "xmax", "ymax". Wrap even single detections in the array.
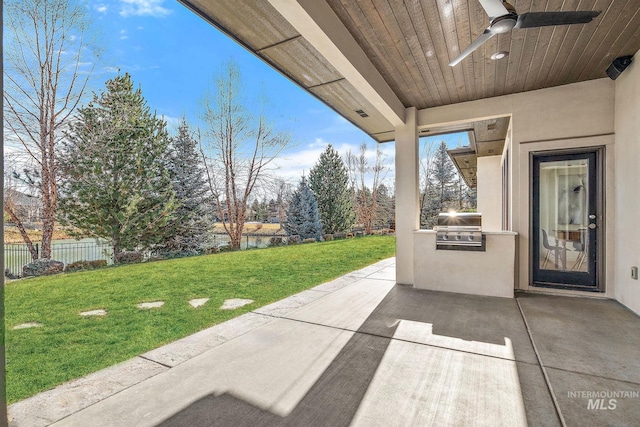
[{"xmin": 413, "ymin": 230, "xmax": 518, "ymax": 298}]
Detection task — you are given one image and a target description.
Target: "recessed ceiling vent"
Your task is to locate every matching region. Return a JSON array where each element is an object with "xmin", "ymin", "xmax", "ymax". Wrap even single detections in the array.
[{"xmin": 355, "ymin": 109, "xmax": 369, "ymax": 118}]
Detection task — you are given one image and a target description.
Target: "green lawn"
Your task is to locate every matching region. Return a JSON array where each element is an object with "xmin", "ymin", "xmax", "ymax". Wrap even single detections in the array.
[{"xmin": 5, "ymin": 235, "xmax": 395, "ymax": 403}]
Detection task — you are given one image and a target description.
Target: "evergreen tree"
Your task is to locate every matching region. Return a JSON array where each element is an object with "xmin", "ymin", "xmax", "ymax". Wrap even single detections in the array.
[
  {"xmin": 375, "ymin": 184, "xmax": 395, "ymax": 228},
  {"xmin": 159, "ymin": 118, "xmax": 213, "ymax": 255},
  {"xmin": 258, "ymin": 197, "xmax": 270, "ymax": 222},
  {"xmin": 284, "ymin": 177, "xmax": 323, "ymax": 240},
  {"xmin": 58, "ymin": 73, "xmax": 176, "ymax": 260},
  {"xmin": 309, "ymin": 144, "xmax": 354, "ymax": 234},
  {"xmin": 421, "ymin": 141, "xmax": 457, "ymax": 228},
  {"xmin": 432, "ymin": 141, "xmax": 456, "ymax": 209},
  {"xmin": 249, "ymin": 199, "xmax": 260, "ymax": 222}
]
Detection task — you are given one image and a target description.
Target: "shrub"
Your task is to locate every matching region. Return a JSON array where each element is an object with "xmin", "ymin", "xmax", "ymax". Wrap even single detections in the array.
[
  {"xmin": 64, "ymin": 260, "xmax": 108, "ymax": 273},
  {"xmin": 269, "ymin": 236, "xmax": 284, "ymax": 246},
  {"xmin": 23, "ymin": 259, "xmax": 64, "ymax": 277},
  {"xmin": 115, "ymin": 251, "xmax": 143, "ymax": 264},
  {"xmin": 324, "ymin": 234, "xmax": 334, "ymax": 241},
  {"xmin": 287, "ymin": 235, "xmax": 300, "ymax": 245},
  {"xmin": 302, "ymin": 238, "xmax": 316, "ymax": 244},
  {"xmin": 333, "ymin": 232, "xmax": 346, "ymax": 240}
]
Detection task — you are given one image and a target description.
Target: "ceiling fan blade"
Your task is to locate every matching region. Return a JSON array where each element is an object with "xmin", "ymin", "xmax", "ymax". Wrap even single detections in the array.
[
  {"xmin": 449, "ymin": 29, "xmax": 495, "ymax": 66},
  {"xmin": 477, "ymin": 0, "xmax": 510, "ymax": 20},
  {"xmin": 515, "ymin": 11, "xmax": 601, "ymax": 29}
]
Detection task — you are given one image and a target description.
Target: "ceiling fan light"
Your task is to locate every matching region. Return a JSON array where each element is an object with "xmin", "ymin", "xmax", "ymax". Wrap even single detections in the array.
[
  {"xmin": 490, "ymin": 15, "xmax": 517, "ymax": 33},
  {"xmin": 491, "ymin": 51, "xmax": 509, "ymax": 60}
]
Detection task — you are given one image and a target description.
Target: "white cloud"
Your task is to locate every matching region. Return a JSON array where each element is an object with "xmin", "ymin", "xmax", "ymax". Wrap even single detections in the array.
[
  {"xmin": 119, "ymin": 0, "xmax": 172, "ymax": 17},
  {"xmin": 160, "ymin": 114, "xmax": 183, "ymax": 133},
  {"xmin": 271, "ymin": 138, "xmax": 395, "ymax": 187},
  {"xmin": 96, "ymin": 5, "xmax": 108, "ymax": 13},
  {"xmin": 120, "ymin": 29, "xmax": 128, "ymax": 40}
]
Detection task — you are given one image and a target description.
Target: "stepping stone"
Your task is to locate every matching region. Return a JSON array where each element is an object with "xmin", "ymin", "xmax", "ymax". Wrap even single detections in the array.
[
  {"xmin": 137, "ymin": 301, "xmax": 165, "ymax": 309},
  {"xmin": 189, "ymin": 298, "xmax": 210, "ymax": 308},
  {"xmin": 80, "ymin": 309, "xmax": 107, "ymax": 317},
  {"xmin": 220, "ymin": 298, "xmax": 254, "ymax": 310},
  {"xmin": 13, "ymin": 322, "xmax": 43, "ymax": 330}
]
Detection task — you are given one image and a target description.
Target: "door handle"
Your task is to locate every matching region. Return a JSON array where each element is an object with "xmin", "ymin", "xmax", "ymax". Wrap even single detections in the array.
[{"xmin": 588, "ymin": 223, "xmax": 597, "ymax": 229}]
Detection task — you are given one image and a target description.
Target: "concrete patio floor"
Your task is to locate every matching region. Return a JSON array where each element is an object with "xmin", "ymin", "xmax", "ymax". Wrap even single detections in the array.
[{"xmin": 9, "ymin": 258, "xmax": 640, "ymax": 426}]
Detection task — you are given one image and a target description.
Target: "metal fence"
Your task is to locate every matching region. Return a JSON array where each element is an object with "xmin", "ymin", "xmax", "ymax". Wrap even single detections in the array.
[
  {"xmin": 213, "ymin": 233, "xmax": 288, "ymax": 250},
  {"xmin": 4, "ymin": 243, "xmax": 38, "ymax": 277},
  {"xmin": 4, "ymin": 229, "xmax": 392, "ymax": 277},
  {"xmin": 4, "ymin": 240, "xmax": 114, "ymax": 277},
  {"xmin": 3, "ymin": 234, "xmax": 283, "ymax": 277}
]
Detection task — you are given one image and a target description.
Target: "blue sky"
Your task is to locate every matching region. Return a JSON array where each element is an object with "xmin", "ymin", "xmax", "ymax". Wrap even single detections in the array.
[
  {"xmin": 89, "ymin": 0, "xmax": 387, "ymax": 183},
  {"xmin": 87, "ymin": 0, "xmax": 471, "ymax": 184},
  {"xmin": 3, "ymin": 0, "xmax": 466, "ymax": 188}
]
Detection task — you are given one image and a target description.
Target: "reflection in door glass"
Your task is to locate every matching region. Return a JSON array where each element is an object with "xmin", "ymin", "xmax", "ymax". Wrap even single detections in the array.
[{"xmin": 538, "ymin": 159, "xmax": 589, "ymax": 273}]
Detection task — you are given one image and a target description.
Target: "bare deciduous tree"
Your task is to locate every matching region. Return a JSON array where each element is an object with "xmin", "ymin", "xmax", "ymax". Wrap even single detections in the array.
[
  {"xmin": 272, "ymin": 178, "xmax": 292, "ymax": 229},
  {"xmin": 346, "ymin": 143, "xmax": 389, "ymax": 235},
  {"xmin": 4, "ymin": 158, "xmax": 39, "ymax": 259},
  {"xmin": 200, "ymin": 61, "xmax": 291, "ymax": 249},
  {"xmin": 419, "ymin": 138, "xmax": 437, "ymax": 219},
  {"xmin": 3, "ymin": 0, "xmax": 99, "ymax": 259}
]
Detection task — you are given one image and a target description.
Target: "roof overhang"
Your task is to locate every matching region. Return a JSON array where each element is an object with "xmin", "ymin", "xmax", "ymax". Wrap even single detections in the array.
[
  {"xmin": 180, "ymin": 1, "xmax": 639, "ymax": 143},
  {"xmin": 435, "ymin": 116, "xmax": 510, "ymax": 188}
]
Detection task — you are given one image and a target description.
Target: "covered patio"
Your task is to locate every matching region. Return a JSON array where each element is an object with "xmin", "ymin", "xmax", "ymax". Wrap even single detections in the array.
[
  {"xmin": 10, "ymin": 260, "xmax": 640, "ymax": 426},
  {"xmin": 9, "ymin": 1, "xmax": 640, "ymax": 425},
  {"xmin": 177, "ymin": 0, "xmax": 640, "ymax": 311}
]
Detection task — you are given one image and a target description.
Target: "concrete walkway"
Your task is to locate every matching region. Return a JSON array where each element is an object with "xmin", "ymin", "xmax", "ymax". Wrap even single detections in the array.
[{"xmin": 9, "ymin": 258, "xmax": 640, "ymax": 426}]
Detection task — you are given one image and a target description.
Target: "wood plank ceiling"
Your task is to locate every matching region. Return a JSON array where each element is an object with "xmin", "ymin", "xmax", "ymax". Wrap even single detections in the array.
[
  {"xmin": 327, "ymin": 0, "xmax": 640, "ymax": 109},
  {"xmin": 181, "ymin": 0, "xmax": 640, "ymax": 142}
]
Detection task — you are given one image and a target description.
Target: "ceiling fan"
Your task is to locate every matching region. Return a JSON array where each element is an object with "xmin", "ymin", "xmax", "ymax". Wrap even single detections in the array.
[{"xmin": 449, "ymin": 0, "xmax": 601, "ymax": 66}]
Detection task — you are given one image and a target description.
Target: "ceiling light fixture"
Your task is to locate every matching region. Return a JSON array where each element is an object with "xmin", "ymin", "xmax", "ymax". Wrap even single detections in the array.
[{"xmin": 490, "ymin": 51, "xmax": 509, "ymax": 60}]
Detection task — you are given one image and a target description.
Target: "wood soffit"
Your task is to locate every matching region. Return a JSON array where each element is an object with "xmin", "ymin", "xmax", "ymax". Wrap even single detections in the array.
[
  {"xmin": 181, "ymin": 0, "xmax": 640, "ymax": 143},
  {"xmin": 443, "ymin": 116, "xmax": 510, "ymax": 187}
]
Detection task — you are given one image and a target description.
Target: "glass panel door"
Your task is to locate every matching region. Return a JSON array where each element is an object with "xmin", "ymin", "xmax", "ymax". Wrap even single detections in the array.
[{"xmin": 532, "ymin": 151, "xmax": 601, "ymax": 290}]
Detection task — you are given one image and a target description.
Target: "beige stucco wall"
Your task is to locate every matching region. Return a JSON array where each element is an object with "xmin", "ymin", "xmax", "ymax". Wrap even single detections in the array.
[
  {"xmin": 614, "ymin": 49, "xmax": 640, "ymax": 314},
  {"xmin": 417, "ymin": 79, "xmax": 615, "ymax": 142},
  {"xmin": 476, "ymin": 156, "xmax": 503, "ymax": 232},
  {"xmin": 414, "ymin": 231, "xmax": 517, "ymax": 298},
  {"xmin": 412, "ymin": 78, "xmax": 617, "ymax": 299}
]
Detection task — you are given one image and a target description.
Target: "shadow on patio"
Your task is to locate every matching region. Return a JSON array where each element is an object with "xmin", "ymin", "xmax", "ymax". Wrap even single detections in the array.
[{"xmin": 10, "ymin": 258, "xmax": 640, "ymax": 426}]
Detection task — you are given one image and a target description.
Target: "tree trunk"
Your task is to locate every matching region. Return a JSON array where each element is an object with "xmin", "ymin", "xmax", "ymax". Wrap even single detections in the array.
[
  {"xmin": 4, "ymin": 206, "xmax": 39, "ymax": 260},
  {"xmin": 4, "ymin": 0, "xmax": 96, "ymax": 261},
  {"xmin": 112, "ymin": 244, "xmax": 121, "ymax": 264}
]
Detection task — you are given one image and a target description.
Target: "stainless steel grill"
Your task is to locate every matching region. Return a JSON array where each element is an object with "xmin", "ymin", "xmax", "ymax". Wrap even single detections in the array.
[{"xmin": 435, "ymin": 212, "xmax": 484, "ymax": 249}]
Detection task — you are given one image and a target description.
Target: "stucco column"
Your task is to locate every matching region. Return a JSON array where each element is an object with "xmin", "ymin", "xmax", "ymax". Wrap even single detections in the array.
[
  {"xmin": 476, "ymin": 156, "xmax": 503, "ymax": 231},
  {"xmin": 395, "ymin": 107, "xmax": 419, "ymax": 285}
]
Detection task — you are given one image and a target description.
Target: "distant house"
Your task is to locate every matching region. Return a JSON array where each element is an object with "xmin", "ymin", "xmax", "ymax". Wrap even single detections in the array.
[{"xmin": 4, "ymin": 189, "xmax": 41, "ymax": 224}]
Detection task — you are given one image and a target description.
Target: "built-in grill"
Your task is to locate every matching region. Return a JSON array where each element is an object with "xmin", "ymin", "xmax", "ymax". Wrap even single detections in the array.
[{"xmin": 435, "ymin": 212, "xmax": 484, "ymax": 250}]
